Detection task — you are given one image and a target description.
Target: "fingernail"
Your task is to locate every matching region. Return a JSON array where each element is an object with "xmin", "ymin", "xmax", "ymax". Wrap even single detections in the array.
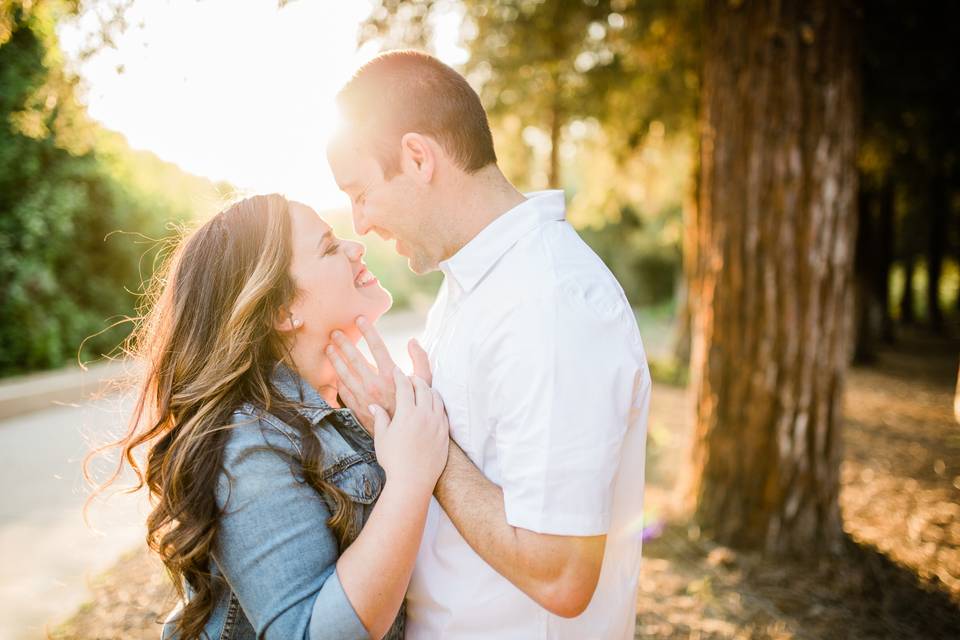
[
  {"xmin": 325, "ymin": 346, "xmax": 334, "ymax": 356},
  {"xmin": 367, "ymin": 404, "xmax": 377, "ymax": 415},
  {"xmin": 332, "ymin": 331, "xmax": 343, "ymax": 341},
  {"xmin": 356, "ymin": 316, "xmax": 367, "ymax": 327}
]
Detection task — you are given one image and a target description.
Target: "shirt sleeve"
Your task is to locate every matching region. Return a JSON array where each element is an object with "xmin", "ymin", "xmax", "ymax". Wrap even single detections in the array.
[
  {"xmin": 213, "ymin": 419, "xmax": 369, "ymax": 640},
  {"xmin": 479, "ymin": 279, "xmax": 647, "ymax": 536}
]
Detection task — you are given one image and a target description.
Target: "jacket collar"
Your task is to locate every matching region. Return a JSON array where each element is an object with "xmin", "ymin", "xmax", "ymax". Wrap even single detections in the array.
[{"xmin": 270, "ymin": 361, "xmax": 336, "ymax": 425}]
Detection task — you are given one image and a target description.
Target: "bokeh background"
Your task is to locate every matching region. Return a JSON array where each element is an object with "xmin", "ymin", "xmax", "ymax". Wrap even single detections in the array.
[{"xmin": 0, "ymin": 0, "xmax": 958, "ymax": 638}]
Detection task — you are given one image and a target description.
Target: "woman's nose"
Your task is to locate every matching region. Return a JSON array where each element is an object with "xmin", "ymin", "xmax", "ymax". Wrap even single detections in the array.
[{"xmin": 345, "ymin": 240, "xmax": 365, "ymax": 261}]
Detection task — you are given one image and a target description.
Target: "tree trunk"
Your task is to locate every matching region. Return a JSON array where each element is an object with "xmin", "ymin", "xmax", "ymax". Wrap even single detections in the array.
[
  {"xmin": 853, "ymin": 184, "xmax": 877, "ymax": 363},
  {"xmin": 688, "ymin": 0, "xmax": 860, "ymax": 555},
  {"xmin": 878, "ymin": 178, "xmax": 895, "ymax": 342},
  {"xmin": 675, "ymin": 170, "xmax": 701, "ymax": 367},
  {"xmin": 901, "ymin": 253, "xmax": 916, "ymax": 325},
  {"xmin": 927, "ymin": 171, "xmax": 946, "ymax": 332}
]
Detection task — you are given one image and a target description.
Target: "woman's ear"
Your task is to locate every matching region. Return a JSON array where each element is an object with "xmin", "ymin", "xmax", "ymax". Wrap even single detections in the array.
[
  {"xmin": 400, "ymin": 132, "xmax": 436, "ymax": 184},
  {"xmin": 274, "ymin": 307, "xmax": 303, "ymax": 334}
]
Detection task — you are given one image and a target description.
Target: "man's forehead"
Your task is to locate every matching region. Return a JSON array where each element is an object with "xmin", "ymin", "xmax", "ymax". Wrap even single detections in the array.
[
  {"xmin": 329, "ymin": 145, "xmax": 381, "ymax": 190},
  {"xmin": 327, "ymin": 128, "xmax": 367, "ymax": 159}
]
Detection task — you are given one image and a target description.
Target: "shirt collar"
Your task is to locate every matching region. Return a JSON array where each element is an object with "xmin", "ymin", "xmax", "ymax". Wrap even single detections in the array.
[
  {"xmin": 440, "ymin": 190, "xmax": 566, "ymax": 294},
  {"xmin": 270, "ymin": 361, "xmax": 335, "ymax": 425}
]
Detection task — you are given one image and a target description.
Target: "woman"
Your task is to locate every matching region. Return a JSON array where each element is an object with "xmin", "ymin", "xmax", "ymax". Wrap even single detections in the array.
[{"xmin": 98, "ymin": 194, "xmax": 448, "ymax": 639}]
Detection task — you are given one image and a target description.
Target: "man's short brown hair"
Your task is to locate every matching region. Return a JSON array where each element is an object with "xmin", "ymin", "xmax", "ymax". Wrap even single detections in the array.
[{"xmin": 335, "ymin": 50, "xmax": 497, "ymax": 178}]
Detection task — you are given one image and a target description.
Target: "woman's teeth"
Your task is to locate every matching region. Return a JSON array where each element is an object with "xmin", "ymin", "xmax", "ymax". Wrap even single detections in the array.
[{"xmin": 355, "ymin": 271, "xmax": 375, "ymax": 287}]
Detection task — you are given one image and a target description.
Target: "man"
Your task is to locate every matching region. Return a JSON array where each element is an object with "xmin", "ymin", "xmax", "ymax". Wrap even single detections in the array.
[{"xmin": 326, "ymin": 50, "xmax": 650, "ymax": 639}]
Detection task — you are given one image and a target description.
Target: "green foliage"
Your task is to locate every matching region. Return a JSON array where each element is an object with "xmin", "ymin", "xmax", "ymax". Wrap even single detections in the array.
[{"xmin": 0, "ymin": 2, "xmax": 222, "ymax": 376}]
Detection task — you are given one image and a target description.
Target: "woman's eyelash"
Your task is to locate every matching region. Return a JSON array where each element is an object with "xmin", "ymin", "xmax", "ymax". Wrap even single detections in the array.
[{"xmin": 324, "ymin": 242, "xmax": 340, "ymax": 256}]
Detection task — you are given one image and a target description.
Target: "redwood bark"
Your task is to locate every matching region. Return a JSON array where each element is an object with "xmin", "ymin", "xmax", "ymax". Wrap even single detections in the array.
[
  {"xmin": 688, "ymin": 0, "xmax": 860, "ymax": 554},
  {"xmin": 901, "ymin": 254, "xmax": 916, "ymax": 325},
  {"xmin": 927, "ymin": 171, "xmax": 947, "ymax": 332},
  {"xmin": 853, "ymin": 185, "xmax": 877, "ymax": 363},
  {"xmin": 877, "ymin": 178, "xmax": 895, "ymax": 342}
]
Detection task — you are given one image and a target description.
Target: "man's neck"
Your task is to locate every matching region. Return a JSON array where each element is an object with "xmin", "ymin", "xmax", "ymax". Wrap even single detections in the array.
[{"xmin": 438, "ymin": 166, "xmax": 528, "ymax": 262}]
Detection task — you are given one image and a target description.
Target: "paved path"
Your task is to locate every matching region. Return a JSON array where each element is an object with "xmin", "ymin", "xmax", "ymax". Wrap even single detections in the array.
[
  {"xmin": 0, "ymin": 311, "xmax": 426, "ymax": 640},
  {"xmin": 0, "ymin": 361, "xmax": 129, "ymax": 421}
]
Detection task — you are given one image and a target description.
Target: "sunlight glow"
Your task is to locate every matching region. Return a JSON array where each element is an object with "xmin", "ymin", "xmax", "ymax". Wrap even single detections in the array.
[{"xmin": 58, "ymin": 0, "xmax": 467, "ymax": 211}]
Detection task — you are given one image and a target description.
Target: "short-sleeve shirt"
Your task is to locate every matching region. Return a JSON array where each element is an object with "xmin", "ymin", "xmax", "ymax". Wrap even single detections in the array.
[{"xmin": 405, "ymin": 190, "xmax": 651, "ymax": 639}]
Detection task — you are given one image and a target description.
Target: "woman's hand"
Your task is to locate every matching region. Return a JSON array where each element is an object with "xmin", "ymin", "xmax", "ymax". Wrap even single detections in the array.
[
  {"xmin": 328, "ymin": 316, "xmax": 433, "ymax": 433},
  {"xmin": 369, "ymin": 369, "xmax": 449, "ymax": 494}
]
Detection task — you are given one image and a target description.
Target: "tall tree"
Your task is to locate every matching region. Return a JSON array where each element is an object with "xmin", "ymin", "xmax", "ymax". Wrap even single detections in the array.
[
  {"xmin": 853, "ymin": 184, "xmax": 879, "ymax": 362},
  {"xmin": 900, "ymin": 253, "xmax": 916, "ymax": 325},
  {"xmin": 0, "ymin": 0, "xmax": 221, "ymax": 375},
  {"xmin": 852, "ymin": 173, "xmax": 896, "ymax": 360},
  {"xmin": 927, "ymin": 171, "xmax": 947, "ymax": 332},
  {"xmin": 876, "ymin": 178, "xmax": 895, "ymax": 342},
  {"xmin": 687, "ymin": 0, "xmax": 861, "ymax": 553}
]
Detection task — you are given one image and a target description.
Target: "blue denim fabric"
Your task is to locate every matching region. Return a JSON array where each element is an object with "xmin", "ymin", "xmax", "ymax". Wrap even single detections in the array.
[{"xmin": 161, "ymin": 362, "xmax": 404, "ymax": 640}]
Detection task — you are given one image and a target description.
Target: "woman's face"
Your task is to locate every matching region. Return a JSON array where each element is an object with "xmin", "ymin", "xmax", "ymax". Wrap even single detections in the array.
[{"xmin": 285, "ymin": 202, "xmax": 392, "ymax": 344}]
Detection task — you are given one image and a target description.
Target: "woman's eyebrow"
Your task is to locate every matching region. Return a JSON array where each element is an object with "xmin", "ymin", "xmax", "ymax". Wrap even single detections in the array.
[{"xmin": 316, "ymin": 229, "xmax": 333, "ymax": 251}]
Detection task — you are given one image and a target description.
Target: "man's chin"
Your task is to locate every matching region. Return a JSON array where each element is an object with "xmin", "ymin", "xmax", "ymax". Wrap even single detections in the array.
[
  {"xmin": 407, "ymin": 255, "xmax": 438, "ymax": 275},
  {"xmin": 395, "ymin": 241, "xmax": 437, "ymax": 274}
]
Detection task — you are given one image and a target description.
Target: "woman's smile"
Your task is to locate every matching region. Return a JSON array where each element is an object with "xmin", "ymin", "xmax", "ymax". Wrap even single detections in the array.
[{"xmin": 354, "ymin": 265, "xmax": 379, "ymax": 288}]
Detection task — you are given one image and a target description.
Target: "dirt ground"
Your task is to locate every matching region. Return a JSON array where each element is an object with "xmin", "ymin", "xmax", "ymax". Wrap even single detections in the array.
[{"xmin": 50, "ymin": 332, "xmax": 960, "ymax": 639}]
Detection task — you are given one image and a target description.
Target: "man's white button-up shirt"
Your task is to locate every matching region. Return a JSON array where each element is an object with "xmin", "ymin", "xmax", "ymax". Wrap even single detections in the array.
[{"xmin": 405, "ymin": 190, "xmax": 650, "ymax": 639}]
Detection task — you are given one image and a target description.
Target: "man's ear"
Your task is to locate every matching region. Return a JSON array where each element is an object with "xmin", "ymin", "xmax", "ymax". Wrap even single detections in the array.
[
  {"xmin": 400, "ymin": 132, "xmax": 436, "ymax": 184},
  {"xmin": 274, "ymin": 307, "xmax": 303, "ymax": 334}
]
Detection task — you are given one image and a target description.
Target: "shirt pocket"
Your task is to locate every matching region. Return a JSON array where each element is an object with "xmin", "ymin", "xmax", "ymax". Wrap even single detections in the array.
[{"xmin": 323, "ymin": 453, "xmax": 382, "ymax": 504}]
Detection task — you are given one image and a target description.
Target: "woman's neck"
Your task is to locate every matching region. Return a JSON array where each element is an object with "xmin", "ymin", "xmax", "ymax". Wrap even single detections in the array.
[{"xmin": 288, "ymin": 341, "xmax": 340, "ymax": 407}]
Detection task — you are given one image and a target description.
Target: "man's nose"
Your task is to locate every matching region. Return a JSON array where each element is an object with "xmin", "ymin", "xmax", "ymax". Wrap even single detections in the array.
[{"xmin": 352, "ymin": 207, "xmax": 371, "ymax": 236}]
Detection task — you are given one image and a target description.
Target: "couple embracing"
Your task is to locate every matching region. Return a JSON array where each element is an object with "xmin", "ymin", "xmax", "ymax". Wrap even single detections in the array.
[{"xmin": 117, "ymin": 50, "xmax": 650, "ymax": 640}]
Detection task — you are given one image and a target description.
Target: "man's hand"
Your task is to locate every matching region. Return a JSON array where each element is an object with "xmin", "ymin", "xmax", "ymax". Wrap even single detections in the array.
[{"xmin": 328, "ymin": 316, "xmax": 433, "ymax": 429}]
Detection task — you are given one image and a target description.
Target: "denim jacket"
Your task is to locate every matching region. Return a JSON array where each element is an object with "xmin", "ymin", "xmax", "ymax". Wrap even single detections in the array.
[{"xmin": 161, "ymin": 363, "xmax": 404, "ymax": 640}]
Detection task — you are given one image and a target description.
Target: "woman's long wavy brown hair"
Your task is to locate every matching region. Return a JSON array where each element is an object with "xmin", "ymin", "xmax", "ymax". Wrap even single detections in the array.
[{"xmin": 87, "ymin": 194, "xmax": 355, "ymax": 640}]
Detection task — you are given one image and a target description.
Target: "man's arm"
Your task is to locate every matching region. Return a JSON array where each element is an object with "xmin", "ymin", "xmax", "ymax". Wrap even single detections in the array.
[{"xmin": 434, "ymin": 441, "xmax": 606, "ymax": 618}]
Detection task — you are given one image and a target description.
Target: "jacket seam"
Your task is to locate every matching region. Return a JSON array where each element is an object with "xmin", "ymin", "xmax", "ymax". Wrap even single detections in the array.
[{"xmin": 219, "ymin": 592, "xmax": 240, "ymax": 640}]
